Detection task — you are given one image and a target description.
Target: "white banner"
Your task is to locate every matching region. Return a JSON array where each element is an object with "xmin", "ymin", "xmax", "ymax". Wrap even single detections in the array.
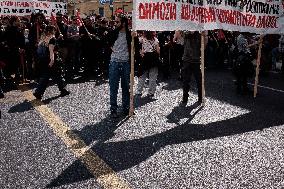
[
  {"xmin": 133, "ymin": 0, "xmax": 284, "ymax": 34},
  {"xmin": 0, "ymin": 0, "xmax": 67, "ymax": 17}
]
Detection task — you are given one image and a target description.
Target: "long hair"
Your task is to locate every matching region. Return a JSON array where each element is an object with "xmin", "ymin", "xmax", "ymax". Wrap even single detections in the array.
[
  {"xmin": 120, "ymin": 15, "xmax": 129, "ymax": 31},
  {"xmin": 39, "ymin": 25, "xmax": 56, "ymax": 45},
  {"xmin": 144, "ymin": 31, "xmax": 155, "ymax": 41}
]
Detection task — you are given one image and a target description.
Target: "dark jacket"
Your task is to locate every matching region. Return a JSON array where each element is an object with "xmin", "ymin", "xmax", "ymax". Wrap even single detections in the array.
[
  {"xmin": 107, "ymin": 28, "xmax": 132, "ymax": 61},
  {"xmin": 183, "ymin": 31, "xmax": 201, "ymax": 65}
]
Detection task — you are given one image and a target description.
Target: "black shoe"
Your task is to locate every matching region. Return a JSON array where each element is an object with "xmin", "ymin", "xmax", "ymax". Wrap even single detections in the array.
[
  {"xmin": 33, "ymin": 92, "xmax": 42, "ymax": 100},
  {"xmin": 136, "ymin": 93, "xmax": 142, "ymax": 97},
  {"xmin": 197, "ymin": 99, "xmax": 203, "ymax": 105},
  {"xmin": 148, "ymin": 94, "xmax": 154, "ymax": 98},
  {"xmin": 123, "ymin": 109, "xmax": 135, "ymax": 117},
  {"xmin": 60, "ymin": 89, "xmax": 70, "ymax": 97},
  {"xmin": 110, "ymin": 110, "xmax": 119, "ymax": 118},
  {"xmin": 0, "ymin": 93, "xmax": 4, "ymax": 98},
  {"xmin": 181, "ymin": 95, "xmax": 188, "ymax": 106}
]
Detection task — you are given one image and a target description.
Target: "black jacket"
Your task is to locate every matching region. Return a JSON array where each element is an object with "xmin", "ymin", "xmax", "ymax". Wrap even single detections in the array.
[{"xmin": 107, "ymin": 28, "xmax": 132, "ymax": 61}]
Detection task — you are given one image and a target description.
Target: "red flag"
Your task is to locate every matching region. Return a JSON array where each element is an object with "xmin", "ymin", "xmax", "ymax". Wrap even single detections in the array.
[
  {"xmin": 115, "ymin": 8, "xmax": 123, "ymax": 15},
  {"xmin": 76, "ymin": 10, "xmax": 82, "ymax": 27},
  {"xmin": 51, "ymin": 12, "xmax": 56, "ymax": 25},
  {"xmin": 62, "ymin": 16, "xmax": 69, "ymax": 25}
]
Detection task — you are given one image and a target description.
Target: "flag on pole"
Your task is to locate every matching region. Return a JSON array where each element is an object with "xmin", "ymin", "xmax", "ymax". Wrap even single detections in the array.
[
  {"xmin": 51, "ymin": 12, "xmax": 56, "ymax": 25},
  {"xmin": 62, "ymin": 15, "xmax": 69, "ymax": 25},
  {"xmin": 115, "ymin": 8, "xmax": 123, "ymax": 15},
  {"xmin": 76, "ymin": 10, "xmax": 83, "ymax": 27}
]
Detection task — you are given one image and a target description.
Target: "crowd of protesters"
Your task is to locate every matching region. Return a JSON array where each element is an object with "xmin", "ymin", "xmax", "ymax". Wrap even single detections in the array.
[{"xmin": 0, "ymin": 12, "xmax": 283, "ymax": 115}]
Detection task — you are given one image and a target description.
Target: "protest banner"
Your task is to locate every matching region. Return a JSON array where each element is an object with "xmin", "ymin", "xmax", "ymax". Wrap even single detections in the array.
[
  {"xmin": 133, "ymin": 0, "xmax": 284, "ymax": 34},
  {"xmin": 0, "ymin": 0, "xmax": 67, "ymax": 17}
]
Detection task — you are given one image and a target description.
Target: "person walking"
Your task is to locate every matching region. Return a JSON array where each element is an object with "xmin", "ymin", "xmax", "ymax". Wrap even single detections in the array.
[
  {"xmin": 181, "ymin": 31, "xmax": 207, "ymax": 105},
  {"xmin": 107, "ymin": 15, "xmax": 131, "ymax": 118},
  {"xmin": 33, "ymin": 25, "xmax": 70, "ymax": 100},
  {"xmin": 136, "ymin": 31, "xmax": 160, "ymax": 98}
]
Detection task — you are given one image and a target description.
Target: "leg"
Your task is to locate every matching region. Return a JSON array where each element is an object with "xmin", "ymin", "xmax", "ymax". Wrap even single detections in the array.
[
  {"xmin": 181, "ymin": 64, "xmax": 192, "ymax": 104},
  {"xmin": 271, "ymin": 47, "xmax": 279, "ymax": 70},
  {"xmin": 34, "ymin": 69, "xmax": 50, "ymax": 98},
  {"xmin": 193, "ymin": 64, "xmax": 202, "ymax": 102},
  {"xmin": 109, "ymin": 61, "xmax": 120, "ymax": 112},
  {"xmin": 0, "ymin": 69, "xmax": 4, "ymax": 98},
  {"xmin": 148, "ymin": 67, "xmax": 158, "ymax": 95},
  {"xmin": 51, "ymin": 66, "xmax": 68, "ymax": 95},
  {"xmin": 242, "ymin": 75, "xmax": 249, "ymax": 94},
  {"xmin": 121, "ymin": 62, "xmax": 130, "ymax": 112},
  {"xmin": 136, "ymin": 71, "xmax": 148, "ymax": 95}
]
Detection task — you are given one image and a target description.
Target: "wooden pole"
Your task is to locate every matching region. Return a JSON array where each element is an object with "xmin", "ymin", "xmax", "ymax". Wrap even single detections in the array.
[
  {"xmin": 253, "ymin": 35, "xmax": 264, "ymax": 98},
  {"xmin": 201, "ymin": 31, "xmax": 206, "ymax": 104},
  {"xmin": 129, "ymin": 33, "xmax": 135, "ymax": 116},
  {"xmin": 20, "ymin": 50, "xmax": 25, "ymax": 84}
]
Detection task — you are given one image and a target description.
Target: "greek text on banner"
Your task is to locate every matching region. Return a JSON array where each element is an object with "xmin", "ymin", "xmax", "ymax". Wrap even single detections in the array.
[
  {"xmin": 0, "ymin": 0, "xmax": 67, "ymax": 17},
  {"xmin": 132, "ymin": 0, "xmax": 284, "ymax": 34}
]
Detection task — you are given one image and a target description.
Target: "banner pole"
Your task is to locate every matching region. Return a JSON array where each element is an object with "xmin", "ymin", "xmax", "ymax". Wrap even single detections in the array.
[
  {"xmin": 20, "ymin": 50, "xmax": 25, "ymax": 84},
  {"xmin": 201, "ymin": 31, "xmax": 206, "ymax": 105},
  {"xmin": 129, "ymin": 33, "xmax": 135, "ymax": 116},
  {"xmin": 253, "ymin": 35, "xmax": 264, "ymax": 98}
]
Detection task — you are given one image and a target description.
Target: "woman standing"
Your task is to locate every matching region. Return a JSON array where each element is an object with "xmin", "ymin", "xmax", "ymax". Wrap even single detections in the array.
[
  {"xmin": 33, "ymin": 25, "xmax": 69, "ymax": 100},
  {"xmin": 136, "ymin": 31, "xmax": 160, "ymax": 98}
]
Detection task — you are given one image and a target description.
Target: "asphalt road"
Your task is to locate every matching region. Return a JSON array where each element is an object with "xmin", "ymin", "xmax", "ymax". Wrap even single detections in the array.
[{"xmin": 1, "ymin": 69, "xmax": 284, "ymax": 189}]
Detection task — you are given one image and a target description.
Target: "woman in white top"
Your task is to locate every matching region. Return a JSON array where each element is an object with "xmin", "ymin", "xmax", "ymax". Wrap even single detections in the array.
[{"xmin": 136, "ymin": 31, "xmax": 160, "ymax": 97}]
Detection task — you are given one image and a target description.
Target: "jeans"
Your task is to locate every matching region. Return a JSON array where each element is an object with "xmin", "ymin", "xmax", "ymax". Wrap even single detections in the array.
[{"xmin": 109, "ymin": 61, "xmax": 130, "ymax": 112}]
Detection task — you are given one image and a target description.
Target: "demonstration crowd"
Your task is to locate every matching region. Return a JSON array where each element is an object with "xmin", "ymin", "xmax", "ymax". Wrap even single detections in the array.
[{"xmin": 0, "ymin": 12, "xmax": 283, "ymax": 116}]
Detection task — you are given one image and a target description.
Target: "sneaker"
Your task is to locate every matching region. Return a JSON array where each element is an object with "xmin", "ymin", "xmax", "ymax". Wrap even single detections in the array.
[
  {"xmin": 110, "ymin": 111, "xmax": 119, "ymax": 118},
  {"xmin": 180, "ymin": 100, "xmax": 187, "ymax": 107},
  {"xmin": 136, "ymin": 93, "xmax": 142, "ymax": 97},
  {"xmin": 180, "ymin": 95, "xmax": 188, "ymax": 106},
  {"xmin": 197, "ymin": 99, "xmax": 203, "ymax": 105},
  {"xmin": 123, "ymin": 109, "xmax": 135, "ymax": 117},
  {"xmin": 60, "ymin": 89, "xmax": 70, "ymax": 97},
  {"xmin": 33, "ymin": 92, "xmax": 42, "ymax": 100}
]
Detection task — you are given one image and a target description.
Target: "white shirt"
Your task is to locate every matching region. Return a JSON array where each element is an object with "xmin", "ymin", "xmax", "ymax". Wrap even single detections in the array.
[{"xmin": 139, "ymin": 37, "xmax": 159, "ymax": 53}]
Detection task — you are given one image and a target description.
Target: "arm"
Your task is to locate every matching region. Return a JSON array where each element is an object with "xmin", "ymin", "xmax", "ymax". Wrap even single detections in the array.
[
  {"xmin": 173, "ymin": 30, "xmax": 180, "ymax": 43},
  {"xmin": 48, "ymin": 43, "xmax": 55, "ymax": 67},
  {"xmin": 247, "ymin": 38, "xmax": 262, "ymax": 48},
  {"xmin": 156, "ymin": 43, "xmax": 160, "ymax": 54}
]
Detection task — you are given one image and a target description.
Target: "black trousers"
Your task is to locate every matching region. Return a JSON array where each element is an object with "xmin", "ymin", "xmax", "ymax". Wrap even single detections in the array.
[
  {"xmin": 182, "ymin": 63, "xmax": 202, "ymax": 101},
  {"xmin": 35, "ymin": 65, "xmax": 66, "ymax": 96}
]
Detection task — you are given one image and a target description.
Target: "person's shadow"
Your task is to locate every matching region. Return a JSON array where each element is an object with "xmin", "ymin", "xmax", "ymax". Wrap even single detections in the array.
[
  {"xmin": 166, "ymin": 102, "xmax": 204, "ymax": 125},
  {"xmin": 46, "ymin": 103, "xmax": 203, "ymax": 188},
  {"xmin": 8, "ymin": 95, "xmax": 61, "ymax": 113},
  {"xmin": 134, "ymin": 95, "xmax": 157, "ymax": 109},
  {"xmin": 46, "ymin": 95, "xmax": 284, "ymax": 188}
]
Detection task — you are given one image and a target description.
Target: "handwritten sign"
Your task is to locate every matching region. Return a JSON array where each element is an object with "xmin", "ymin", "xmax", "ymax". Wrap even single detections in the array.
[{"xmin": 0, "ymin": 0, "xmax": 67, "ymax": 17}]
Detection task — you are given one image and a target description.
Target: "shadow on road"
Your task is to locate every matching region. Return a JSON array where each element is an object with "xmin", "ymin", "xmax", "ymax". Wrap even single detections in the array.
[{"xmin": 42, "ymin": 70, "xmax": 284, "ymax": 187}]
